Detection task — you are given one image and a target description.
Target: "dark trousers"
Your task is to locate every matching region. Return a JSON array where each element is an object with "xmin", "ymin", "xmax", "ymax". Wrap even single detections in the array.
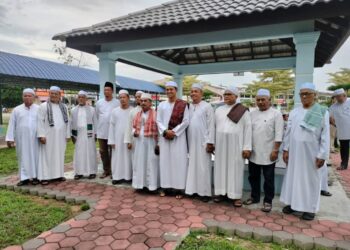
[
  {"xmin": 340, "ymin": 140, "xmax": 350, "ymax": 169},
  {"xmin": 98, "ymin": 139, "xmax": 112, "ymax": 175},
  {"xmin": 248, "ymin": 161, "xmax": 275, "ymax": 204}
]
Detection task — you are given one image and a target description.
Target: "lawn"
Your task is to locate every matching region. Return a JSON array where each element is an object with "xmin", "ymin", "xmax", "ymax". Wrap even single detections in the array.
[
  {"xmin": 0, "ymin": 189, "xmax": 79, "ymax": 249},
  {"xmin": 177, "ymin": 232, "xmax": 302, "ymax": 250}
]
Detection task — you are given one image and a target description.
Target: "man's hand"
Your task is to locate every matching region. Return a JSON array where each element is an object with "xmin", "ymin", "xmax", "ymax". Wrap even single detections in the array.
[
  {"xmin": 206, "ymin": 143, "xmax": 215, "ymax": 153},
  {"xmin": 330, "ymin": 117, "xmax": 336, "ymax": 126},
  {"xmin": 111, "ymin": 144, "xmax": 115, "ymax": 149},
  {"xmin": 242, "ymin": 150, "xmax": 251, "ymax": 159},
  {"xmin": 165, "ymin": 130, "xmax": 176, "ymax": 140},
  {"xmin": 316, "ymin": 158, "xmax": 325, "ymax": 168},
  {"xmin": 133, "ymin": 132, "xmax": 139, "ymax": 138},
  {"xmin": 270, "ymin": 150, "xmax": 279, "ymax": 162},
  {"xmin": 127, "ymin": 143, "xmax": 132, "ymax": 150},
  {"xmin": 39, "ymin": 137, "xmax": 46, "ymax": 145},
  {"xmin": 283, "ymin": 151, "xmax": 289, "ymax": 165},
  {"xmin": 6, "ymin": 141, "xmax": 14, "ymax": 148}
]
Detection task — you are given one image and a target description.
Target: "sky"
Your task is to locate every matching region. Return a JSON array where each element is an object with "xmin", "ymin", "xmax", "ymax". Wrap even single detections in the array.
[{"xmin": 0, "ymin": 0, "xmax": 349, "ymax": 91}]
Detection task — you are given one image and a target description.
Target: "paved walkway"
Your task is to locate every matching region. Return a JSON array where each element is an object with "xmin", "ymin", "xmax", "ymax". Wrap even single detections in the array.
[{"xmin": 331, "ymin": 153, "xmax": 350, "ymax": 198}]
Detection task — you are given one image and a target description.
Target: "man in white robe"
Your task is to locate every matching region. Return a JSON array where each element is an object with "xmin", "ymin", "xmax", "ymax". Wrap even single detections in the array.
[
  {"xmin": 6, "ymin": 88, "xmax": 39, "ymax": 186},
  {"xmin": 185, "ymin": 83, "xmax": 215, "ymax": 201},
  {"xmin": 214, "ymin": 86, "xmax": 252, "ymax": 207},
  {"xmin": 70, "ymin": 90, "xmax": 98, "ymax": 180},
  {"xmin": 125, "ymin": 90, "xmax": 143, "ymax": 148},
  {"xmin": 108, "ymin": 89, "xmax": 132, "ymax": 184},
  {"xmin": 131, "ymin": 93, "xmax": 159, "ymax": 191},
  {"xmin": 96, "ymin": 81, "xmax": 120, "ymax": 178},
  {"xmin": 157, "ymin": 81, "xmax": 189, "ymax": 199},
  {"xmin": 281, "ymin": 82, "xmax": 330, "ymax": 220},
  {"xmin": 37, "ymin": 86, "xmax": 70, "ymax": 185}
]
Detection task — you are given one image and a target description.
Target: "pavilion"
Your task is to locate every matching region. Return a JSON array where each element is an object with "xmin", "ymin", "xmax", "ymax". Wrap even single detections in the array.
[{"xmin": 53, "ymin": 0, "xmax": 350, "ymax": 104}]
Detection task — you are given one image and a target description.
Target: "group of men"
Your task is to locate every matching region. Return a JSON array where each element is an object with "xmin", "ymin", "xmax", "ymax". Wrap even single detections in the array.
[{"xmin": 6, "ymin": 80, "xmax": 349, "ymax": 221}]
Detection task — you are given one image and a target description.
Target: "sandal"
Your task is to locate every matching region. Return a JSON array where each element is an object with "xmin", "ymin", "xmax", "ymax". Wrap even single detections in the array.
[
  {"xmin": 213, "ymin": 196, "xmax": 223, "ymax": 203},
  {"xmin": 243, "ymin": 198, "xmax": 259, "ymax": 206},
  {"xmin": 175, "ymin": 194, "xmax": 183, "ymax": 199},
  {"xmin": 233, "ymin": 199, "xmax": 242, "ymax": 207},
  {"xmin": 159, "ymin": 191, "xmax": 166, "ymax": 197},
  {"xmin": 261, "ymin": 202, "xmax": 272, "ymax": 213},
  {"xmin": 41, "ymin": 180, "xmax": 49, "ymax": 185}
]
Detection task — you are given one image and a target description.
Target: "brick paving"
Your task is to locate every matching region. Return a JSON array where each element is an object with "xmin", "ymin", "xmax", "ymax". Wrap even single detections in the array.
[
  {"xmin": 1, "ymin": 175, "xmax": 350, "ymax": 250},
  {"xmin": 331, "ymin": 153, "xmax": 350, "ymax": 198}
]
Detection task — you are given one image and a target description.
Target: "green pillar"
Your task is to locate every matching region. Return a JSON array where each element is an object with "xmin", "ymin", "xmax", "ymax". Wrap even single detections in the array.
[
  {"xmin": 97, "ymin": 53, "xmax": 117, "ymax": 99},
  {"xmin": 173, "ymin": 74, "xmax": 184, "ymax": 99}
]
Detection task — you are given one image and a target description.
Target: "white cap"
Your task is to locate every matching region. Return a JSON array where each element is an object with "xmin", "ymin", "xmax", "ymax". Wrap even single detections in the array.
[
  {"xmin": 165, "ymin": 81, "xmax": 178, "ymax": 88},
  {"xmin": 135, "ymin": 90, "xmax": 144, "ymax": 96},
  {"xmin": 141, "ymin": 93, "xmax": 152, "ymax": 100},
  {"xmin": 50, "ymin": 86, "xmax": 60, "ymax": 92},
  {"xmin": 300, "ymin": 82, "xmax": 316, "ymax": 91},
  {"xmin": 224, "ymin": 85, "xmax": 239, "ymax": 96},
  {"xmin": 78, "ymin": 90, "xmax": 88, "ymax": 96},
  {"xmin": 191, "ymin": 83, "xmax": 203, "ymax": 90},
  {"xmin": 23, "ymin": 88, "xmax": 35, "ymax": 95},
  {"xmin": 334, "ymin": 88, "xmax": 345, "ymax": 96},
  {"xmin": 118, "ymin": 89, "xmax": 129, "ymax": 96},
  {"xmin": 257, "ymin": 88, "xmax": 270, "ymax": 97}
]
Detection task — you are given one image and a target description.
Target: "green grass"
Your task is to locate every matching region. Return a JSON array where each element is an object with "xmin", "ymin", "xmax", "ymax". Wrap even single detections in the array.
[
  {"xmin": 177, "ymin": 232, "xmax": 302, "ymax": 250},
  {"xmin": 0, "ymin": 189, "xmax": 75, "ymax": 249}
]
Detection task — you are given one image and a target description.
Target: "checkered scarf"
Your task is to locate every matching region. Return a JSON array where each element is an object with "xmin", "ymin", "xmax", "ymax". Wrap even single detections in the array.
[{"xmin": 47, "ymin": 99, "xmax": 68, "ymax": 127}]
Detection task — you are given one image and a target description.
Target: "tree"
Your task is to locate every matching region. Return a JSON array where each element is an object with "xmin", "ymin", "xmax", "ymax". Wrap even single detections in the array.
[
  {"xmin": 1, "ymin": 85, "xmax": 23, "ymax": 108},
  {"xmin": 327, "ymin": 68, "xmax": 350, "ymax": 93},
  {"xmin": 53, "ymin": 43, "xmax": 89, "ymax": 67}
]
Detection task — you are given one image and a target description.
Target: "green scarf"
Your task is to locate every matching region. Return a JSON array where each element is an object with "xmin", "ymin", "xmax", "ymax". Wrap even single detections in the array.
[{"xmin": 300, "ymin": 103, "xmax": 327, "ymax": 132}]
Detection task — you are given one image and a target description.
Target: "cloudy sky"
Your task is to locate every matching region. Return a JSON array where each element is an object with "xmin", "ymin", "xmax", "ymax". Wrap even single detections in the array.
[{"xmin": 1, "ymin": 0, "xmax": 349, "ymax": 91}]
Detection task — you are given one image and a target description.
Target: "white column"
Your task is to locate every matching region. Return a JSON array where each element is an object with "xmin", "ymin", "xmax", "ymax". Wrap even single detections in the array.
[
  {"xmin": 97, "ymin": 53, "xmax": 116, "ymax": 99},
  {"xmin": 173, "ymin": 74, "xmax": 184, "ymax": 99},
  {"xmin": 293, "ymin": 32, "xmax": 320, "ymax": 106}
]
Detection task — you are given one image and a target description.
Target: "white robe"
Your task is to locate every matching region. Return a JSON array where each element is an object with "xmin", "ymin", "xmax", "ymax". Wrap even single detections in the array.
[
  {"xmin": 214, "ymin": 104, "xmax": 252, "ymax": 199},
  {"xmin": 185, "ymin": 101, "xmax": 215, "ymax": 196},
  {"xmin": 37, "ymin": 102, "xmax": 70, "ymax": 180},
  {"xmin": 96, "ymin": 98, "xmax": 120, "ymax": 139},
  {"xmin": 108, "ymin": 106, "xmax": 133, "ymax": 181},
  {"xmin": 71, "ymin": 105, "xmax": 98, "ymax": 176},
  {"xmin": 6, "ymin": 104, "xmax": 39, "ymax": 180},
  {"xmin": 280, "ymin": 106, "xmax": 330, "ymax": 213},
  {"xmin": 157, "ymin": 100, "xmax": 189, "ymax": 190},
  {"xmin": 132, "ymin": 110, "xmax": 159, "ymax": 191}
]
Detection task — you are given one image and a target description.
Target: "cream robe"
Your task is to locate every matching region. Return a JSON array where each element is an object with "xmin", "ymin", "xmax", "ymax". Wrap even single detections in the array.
[
  {"xmin": 108, "ymin": 106, "xmax": 133, "ymax": 181},
  {"xmin": 6, "ymin": 104, "xmax": 39, "ymax": 180},
  {"xmin": 37, "ymin": 102, "xmax": 70, "ymax": 180},
  {"xmin": 185, "ymin": 101, "xmax": 215, "ymax": 196},
  {"xmin": 280, "ymin": 106, "xmax": 330, "ymax": 213},
  {"xmin": 214, "ymin": 104, "xmax": 252, "ymax": 199}
]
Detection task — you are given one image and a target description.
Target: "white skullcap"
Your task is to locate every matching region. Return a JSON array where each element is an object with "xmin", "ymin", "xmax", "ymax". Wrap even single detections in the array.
[
  {"xmin": 300, "ymin": 82, "xmax": 316, "ymax": 91},
  {"xmin": 224, "ymin": 85, "xmax": 239, "ymax": 96},
  {"xmin": 135, "ymin": 91, "xmax": 144, "ymax": 96},
  {"xmin": 334, "ymin": 88, "xmax": 345, "ymax": 96},
  {"xmin": 23, "ymin": 88, "xmax": 35, "ymax": 95},
  {"xmin": 165, "ymin": 81, "xmax": 178, "ymax": 88},
  {"xmin": 141, "ymin": 93, "xmax": 152, "ymax": 100},
  {"xmin": 78, "ymin": 90, "xmax": 88, "ymax": 96},
  {"xmin": 191, "ymin": 83, "xmax": 203, "ymax": 90},
  {"xmin": 118, "ymin": 89, "xmax": 129, "ymax": 95},
  {"xmin": 50, "ymin": 86, "xmax": 60, "ymax": 92},
  {"xmin": 257, "ymin": 88, "xmax": 270, "ymax": 97}
]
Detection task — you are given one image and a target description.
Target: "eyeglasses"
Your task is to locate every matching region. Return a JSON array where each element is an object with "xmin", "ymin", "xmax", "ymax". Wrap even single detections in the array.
[{"xmin": 299, "ymin": 92, "xmax": 314, "ymax": 97}]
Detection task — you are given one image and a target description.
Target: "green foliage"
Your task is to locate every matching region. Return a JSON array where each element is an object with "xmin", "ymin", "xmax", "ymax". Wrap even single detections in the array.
[
  {"xmin": 328, "ymin": 68, "xmax": 350, "ymax": 86},
  {"xmin": 81, "ymin": 203, "xmax": 90, "ymax": 211},
  {"xmin": 0, "ymin": 189, "xmax": 72, "ymax": 248},
  {"xmin": 1, "ymin": 85, "xmax": 23, "ymax": 108},
  {"xmin": 328, "ymin": 83, "xmax": 350, "ymax": 92}
]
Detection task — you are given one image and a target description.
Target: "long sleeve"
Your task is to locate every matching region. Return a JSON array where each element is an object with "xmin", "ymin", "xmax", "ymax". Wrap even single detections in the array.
[
  {"xmin": 317, "ymin": 111, "xmax": 330, "ymax": 160},
  {"xmin": 124, "ymin": 110, "xmax": 134, "ymax": 144},
  {"xmin": 242, "ymin": 111, "xmax": 252, "ymax": 151},
  {"xmin": 5, "ymin": 109, "xmax": 17, "ymax": 142},
  {"xmin": 65, "ymin": 106, "xmax": 71, "ymax": 139},
  {"xmin": 156, "ymin": 103, "xmax": 167, "ymax": 134},
  {"xmin": 107, "ymin": 113, "xmax": 115, "ymax": 145},
  {"xmin": 92, "ymin": 107, "xmax": 98, "ymax": 135},
  {"xmin": 173, "ymin": 106, "xmax": 189, "ymax": 136},
  {"xmin": 283, "ymin": 111, "xmax": 293, "ymax": 151},
  {"xmin": 37, "ymin": 104, "xmax": 46, "ymax": 138},
  {"xmin": 274, "ymin": 111, "xmax": 284, "ymax": 142},
  {"xmin": 206, "ymin": 105, "xmax": 215, "ymax": 144}
]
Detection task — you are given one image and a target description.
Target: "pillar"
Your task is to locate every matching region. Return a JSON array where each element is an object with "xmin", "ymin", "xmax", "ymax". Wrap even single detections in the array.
[
  {"xmin": 173, "ymin": 74, "xmax": 184, "ymax": 99},
  {"xmin": 97, "ymin": 53, "xmax": 116, "ymax": 99},
  {"xmin": 293, "ymin": 32, "xmax": 320, "ymax": 106}
]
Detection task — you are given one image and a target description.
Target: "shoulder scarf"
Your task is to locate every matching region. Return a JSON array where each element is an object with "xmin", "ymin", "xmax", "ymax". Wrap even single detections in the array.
[
  {"xmin": 133, "ymin": 109, "xmax": 158, "ymax": 140},
  {"xmin": 168, "ymin": 99, "xmax": 188, "ymax": 130},
  {"xmin": 300, "ymin": 103, "xmax": 327, "ymax": 132},
  {"xmin": 47, "ymin": 99, "xmax": 68, "ymax": 127},
  {"xmin": 71, "ymin": 106, "xmax": 94, "ymax": 137},
  {"xmin": 227, "ymin": 103, "xmax": 249, "ymax": 123}
]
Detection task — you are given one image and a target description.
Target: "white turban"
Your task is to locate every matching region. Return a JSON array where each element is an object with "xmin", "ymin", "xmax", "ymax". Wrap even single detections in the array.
[
  {"xmin": 300, "ymin": 82, "xmax": 316, "ymax": 92},
  {"xmin": 135, "ymin": 91, "xmax": 144, "ymax": 96},
  {"xmin": 191, "ymin": 83, "xmax": 203, "ymax": 90},
  {"xmin": 165, "ymin": 81, "xmax": 178, "ymax": 88},
  {"xmin": 78, "ymin": 90, "xmax": 88, "ymax": 96},
  {"xmin": 257, "ymin": 88, "xmax": 270, "ymax": 97},
  {"xmin": 334, "ymin": 88, "xmax": 345, "ymax": 96},
  {"xmin": 23, "ymin": 88, "xmax": 35, "ymax": 95},
  {"xmin": 141, "ymin": 93, "xmax": 152, "ymax": 100},
  {"xmin": 224, "ymin": 85, "xmax": 239, "ymax": 96},
  {"xmin": 118, "ymin": 89, "xmax": 129, "ymax": 96},
  {"xmin": 50, "ymin": 86, "xmax": 61, "ymax": 92}
]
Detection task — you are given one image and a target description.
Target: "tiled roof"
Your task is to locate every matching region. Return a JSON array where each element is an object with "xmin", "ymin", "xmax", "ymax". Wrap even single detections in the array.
[{"xmin": 54, "ymin": 0, "xmax": 335, "ymax": 40}]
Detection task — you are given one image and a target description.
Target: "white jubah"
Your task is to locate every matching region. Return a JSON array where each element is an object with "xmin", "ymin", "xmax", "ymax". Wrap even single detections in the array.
[
  {"xmin": 185, "ymin": 101, "xmax": 215, "ymax": 197},
  {"xmin": 108, "ymin": 106, "xmax": 133, "ymax": 181},
  {"xmin": 6, "ymin": 103, "xmax": 39, "ymax": 181},
  {"xmin": 214, "ymin": 104, "xmax": 252, "ymax": 199},
  {"xmin": 280, "ymin": 107, "xmax": 330, "ymax": 213},
  {"xmin": 156, "ymin": 101, "xmax": 189, "ymax": 190},
  {"xmin": 71, "ymin": 105, "xmax": 98, "ymax": 176},
  {"xmin": 132, "ymin": 110, "xmax": 159, "ymax": 191},
  {"xmin": 37, "ymin": 102, "xmax": 70, "ymax": 180}
]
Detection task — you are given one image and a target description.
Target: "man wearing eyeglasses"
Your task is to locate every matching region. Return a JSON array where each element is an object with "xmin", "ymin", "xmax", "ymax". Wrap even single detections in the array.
[{"xmin": 280, "ymin": 83, "xmax": 329, "ymax": 221}]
